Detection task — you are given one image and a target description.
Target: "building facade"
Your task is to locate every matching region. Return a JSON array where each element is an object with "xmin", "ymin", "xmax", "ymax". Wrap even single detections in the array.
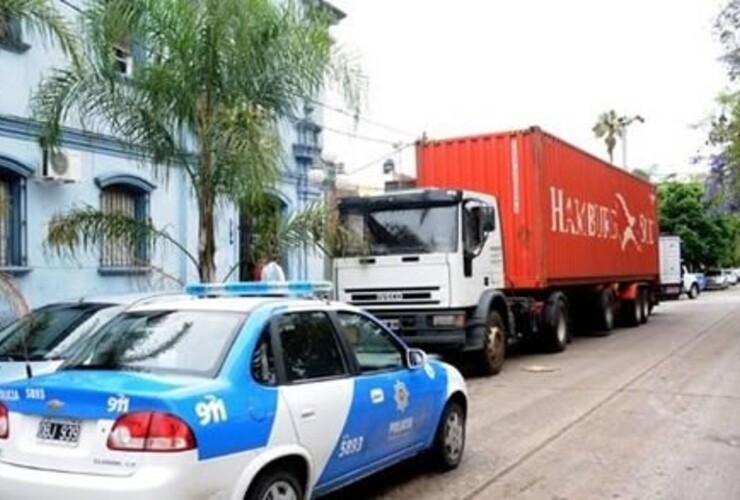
[{"xmin": 0, "ymin": 0, "xmax": 330, "ymax": 317}]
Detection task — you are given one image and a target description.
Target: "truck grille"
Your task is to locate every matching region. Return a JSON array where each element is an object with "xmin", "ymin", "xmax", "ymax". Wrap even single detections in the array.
[{"xmin": 345, "ymin": 287, "xmax": 441, "ymax": 306}]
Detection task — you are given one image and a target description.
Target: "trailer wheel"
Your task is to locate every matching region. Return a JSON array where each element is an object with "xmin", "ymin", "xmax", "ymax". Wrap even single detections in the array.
[
  {"xmin": 544, "ymin": 296, "xmax": 569, "ymax": 353},
  {"xmin": 594, "ymin": 289, "xmax": 616, "ymax": 336},
  {"xmin": 639, "ymin": 288, "xmax": 649, "ymax": 324},
  {"xmin": 473, "ymin": 311, "xmax": 506, "ymax": 376}
]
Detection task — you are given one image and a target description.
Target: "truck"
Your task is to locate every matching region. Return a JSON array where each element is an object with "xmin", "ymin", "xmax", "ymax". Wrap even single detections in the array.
[
  {"xmin": 658, "ymin": 235, "xmax": 700, "ymax": 300},
  {"xmin": 334, "ymin": 127, "xmax": 660, "ymax": 375}
]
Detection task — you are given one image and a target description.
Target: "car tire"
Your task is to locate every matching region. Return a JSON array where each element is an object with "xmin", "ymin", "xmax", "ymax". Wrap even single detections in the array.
[
  {"xmin": 246, "ymin": 468, "xmax": 304, "ymax": 500},
  {"xmin": 473, "ymin": 311, "xmax": 506, "ymax": 376},
  {"xmin": 430, "ymin": 400, "xmax": 466, "ymax": 471},
  {"xmin": 688, "ymin": 284, "xmax": 699, "ymax": 300},
  {"xmin": 593, "ymin": 289, "xmax": 615, "ymax": 336},
  {"xmin": 544, "ymin": 296, "xmax": 569, "ymax": 352}
]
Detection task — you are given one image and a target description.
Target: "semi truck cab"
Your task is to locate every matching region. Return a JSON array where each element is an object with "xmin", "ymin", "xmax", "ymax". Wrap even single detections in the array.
[{"xmin": 335, "ymin": 189, "xmax": 510, "ymax": 374}]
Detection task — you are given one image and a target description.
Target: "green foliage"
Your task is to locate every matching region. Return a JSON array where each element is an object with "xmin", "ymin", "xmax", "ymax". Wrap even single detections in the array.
[
  {"xmin": 659, "ymin": 181, "xmax": 740, "ymax": 267},
  {"xmin": 592, "ymin": 110, "xmax": 644, "ymax": 165},
  {"xmin": 0, "ymin": 0, "xmax": 79, "ymax": 59},
  {"xmin": 35, "ymin": 0, "xmax": 361, "ymax": 281}
]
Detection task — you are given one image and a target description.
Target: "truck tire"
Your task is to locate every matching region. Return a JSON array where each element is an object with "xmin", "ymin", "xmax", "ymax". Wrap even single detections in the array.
[
  {"xmin": 544, "ymin": 296, "xmax": 569, "ymax": 353},
  {"xmin": 623, "ymin": 294, "xmax": 642, "ymax": 328},
  {"xmin": 594, "ymin": 289, "xmax": 616, "ymax": 336},
  {"xmin": 688, "ymin": 283, "xmax": 699, "ymax": 300},
  {"xmin": 639, "ymin": 288, "xmax": 649, "ymax": 324},
  {"xmin": 473, "ymin": 311, "xmax": 506, "ymax": 376}
]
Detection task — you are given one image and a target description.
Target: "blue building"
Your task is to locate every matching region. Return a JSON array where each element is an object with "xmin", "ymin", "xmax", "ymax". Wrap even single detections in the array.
[{"xmin": 0, "ymin": 0, "xmax": 334, "ymax": 316}]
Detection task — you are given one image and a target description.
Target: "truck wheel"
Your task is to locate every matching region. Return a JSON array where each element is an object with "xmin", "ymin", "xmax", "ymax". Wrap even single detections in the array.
[
  {"xmin": 688, "ymin": 284, "xmax": 699, "ymax": 300},
  {"xmin": 474, "ymin": 311, "xmax": 506, "ymax": 376},
  {"xmin": 544, "ymin": 297, "xmax": 569, "ymax": 352},
  {"xmin": 623, "ymin": 296, "xmax": 641, "ymax": 328},
  {"xmin": 639, "ymin": 289, "xmax": 649, "ymax": 324},
  {"xmin": 429, "ymin": 400, "xmax": 466, "ymax": 470},
  {"xmin": 594, "ymin": 289, "xmax": 615, "ymax": 336}
]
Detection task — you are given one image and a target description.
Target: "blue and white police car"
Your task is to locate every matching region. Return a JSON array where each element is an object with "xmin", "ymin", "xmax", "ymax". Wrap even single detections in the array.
[{"xmin": 0, "ymin": 282, "xmax": 468, "ymax": 500}]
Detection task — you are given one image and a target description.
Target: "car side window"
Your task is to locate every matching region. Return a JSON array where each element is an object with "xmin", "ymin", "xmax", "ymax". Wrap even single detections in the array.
[
  {"xmin": 276, "ymin": 311, "xmax": 349, "ymax": 383},
  {"xmin": 251, "ymin": 329, "xmax": 276, "ymax": 386},
  {"xmin": 337, "ymin": 312, "xmax": 405, "ymax": 373}
]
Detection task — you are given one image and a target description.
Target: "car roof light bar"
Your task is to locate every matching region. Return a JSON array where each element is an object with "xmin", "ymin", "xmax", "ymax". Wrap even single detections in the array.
[{"xmin": 185, "ymin": 281, "xmax": 333, "ymax": 298}]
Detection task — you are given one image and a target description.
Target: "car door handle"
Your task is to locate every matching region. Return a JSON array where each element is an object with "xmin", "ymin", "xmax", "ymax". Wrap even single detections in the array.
[
  {"xmin": 300, "ymin": 408, "xmax": 316, "ymax": 419},
  {"xmin": 370, "ymin": 388, "xmax": 385, "ymax": 404}
]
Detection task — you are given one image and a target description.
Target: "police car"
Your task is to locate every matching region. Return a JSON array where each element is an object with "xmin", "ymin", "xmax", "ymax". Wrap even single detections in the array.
[{"xmin": 0, "ymin": 282, "xmax": 468, "ymax": 500}]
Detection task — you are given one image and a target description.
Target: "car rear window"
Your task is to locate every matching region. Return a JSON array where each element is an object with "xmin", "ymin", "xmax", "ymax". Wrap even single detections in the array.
[
  {"xmin": 0, "ymin": 304, "xmax": 111, "ymax": 361},
  {"xmin": 62, "ymin": 310, "xmax": 246, "ymax": 377}
]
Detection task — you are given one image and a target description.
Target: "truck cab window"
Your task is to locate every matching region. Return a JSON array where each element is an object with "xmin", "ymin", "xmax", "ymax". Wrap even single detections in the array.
[{"xmin": 463, "ymin": 203, "xmax": 484, "ymax": 252}]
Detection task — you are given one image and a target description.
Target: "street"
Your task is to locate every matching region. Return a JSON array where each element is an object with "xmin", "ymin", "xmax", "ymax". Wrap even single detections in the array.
[{"xmin": 330, "ymin": 289, "xmax": 740, "ymax": 500}]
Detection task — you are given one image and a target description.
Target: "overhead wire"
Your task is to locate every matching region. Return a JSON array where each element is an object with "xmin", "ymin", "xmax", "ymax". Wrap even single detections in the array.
[
  {"xmin": 311, "ymin": 100, "xmax": 418, "ymax": 139},
  {"xmin": 347, "ymin": 142, "xmax": 415, "ymax": 175}
]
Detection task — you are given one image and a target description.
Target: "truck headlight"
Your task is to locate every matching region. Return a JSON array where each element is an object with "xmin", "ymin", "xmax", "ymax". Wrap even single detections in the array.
[{"xmin": 432, "ymin": 314, "xmax": 465, "ymax": 327}]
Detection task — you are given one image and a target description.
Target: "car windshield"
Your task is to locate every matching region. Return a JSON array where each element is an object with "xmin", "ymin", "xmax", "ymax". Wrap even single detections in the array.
[
  {"xmin": 0, "ymin": 303, "xmax": 112, "ymax": 362},
  {"xmin": 61, "ymin": 310, "xmax": 245, "ymax": 377},
  {"xmin": 339, "ymin": 204, "xmax": 459, "ymax": 256}
]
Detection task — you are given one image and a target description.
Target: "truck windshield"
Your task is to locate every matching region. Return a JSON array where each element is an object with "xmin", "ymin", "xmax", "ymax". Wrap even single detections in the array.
[{"xmin": 340, "ymin": 204, "xmax": 458, "ymax": 256}]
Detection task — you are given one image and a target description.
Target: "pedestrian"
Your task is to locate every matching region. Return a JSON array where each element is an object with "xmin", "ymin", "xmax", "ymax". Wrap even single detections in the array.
[{"xmin": 259, "ymin": 251, "xmax": 286, "ymax": 282}]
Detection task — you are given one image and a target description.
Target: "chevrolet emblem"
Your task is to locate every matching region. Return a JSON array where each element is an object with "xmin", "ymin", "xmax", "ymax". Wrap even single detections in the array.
[{"xmin": 47, "ymin": 399, "xmax": 65, "ymax": 412}]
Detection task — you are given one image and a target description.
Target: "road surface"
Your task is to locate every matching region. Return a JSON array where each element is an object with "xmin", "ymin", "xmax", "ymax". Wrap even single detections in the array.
[{"xmin": 328, "ymin": 289, "xmax": 740, "ymax": 500}]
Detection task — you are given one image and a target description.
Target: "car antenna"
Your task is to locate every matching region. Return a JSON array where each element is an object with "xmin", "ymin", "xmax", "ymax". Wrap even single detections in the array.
[{"xmin": 21, "ymin": 314, "xmax": 34, "ymax": 379}]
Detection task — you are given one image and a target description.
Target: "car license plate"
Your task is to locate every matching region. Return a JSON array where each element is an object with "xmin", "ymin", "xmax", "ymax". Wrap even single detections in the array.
[{"xmin": 37, "ymin": 419, "xmax": 82, "ymax": 446}]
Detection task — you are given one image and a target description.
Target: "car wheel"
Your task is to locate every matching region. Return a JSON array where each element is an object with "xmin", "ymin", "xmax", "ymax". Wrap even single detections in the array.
[
  {"xmin": 246, "ymin": 468, "xmax": 304, "ymax": 500},
  {"xmin": 430, "ymin": 400, "xmax": 466, "ymax": 471},
  {"xmin": 688, "ymin": 284, "xmax": 699, "ymax": 300},
  {"xmin": 473, "ymin": 311, "xmax": 506, "ymax": 376}
]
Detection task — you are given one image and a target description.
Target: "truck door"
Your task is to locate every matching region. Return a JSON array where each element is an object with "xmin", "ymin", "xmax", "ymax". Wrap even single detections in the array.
[{"xmin": 462, "ymin": 199, "xmax": 502, "ymax": 290}]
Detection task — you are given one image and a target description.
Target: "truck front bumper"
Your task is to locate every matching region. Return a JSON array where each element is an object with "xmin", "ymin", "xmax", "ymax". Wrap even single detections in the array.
[{"xmin": 372, "ymin": 309, "xmax": 482, "ymax": 352}]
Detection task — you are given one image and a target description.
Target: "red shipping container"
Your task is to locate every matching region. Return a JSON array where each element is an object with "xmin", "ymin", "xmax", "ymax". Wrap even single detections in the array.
[{"xmin": 416, "ymin": 127, "xmax": 659, "ymax": 290}]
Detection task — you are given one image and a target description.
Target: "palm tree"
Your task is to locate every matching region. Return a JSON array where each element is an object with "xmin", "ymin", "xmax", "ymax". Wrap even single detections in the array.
[
  {"xmin": 36, "ymin": 0, "xmax": 361, "ymax": 282},
  {"xmin": 592, "ymin": 110, "xmax": 621, "ymax": 164},
  {"xmin": 0, "ymin": 0, "xmax": 78, "ymax": 57},
  {"xmin": 593, "ymin": 110, "xmax": 644, "ymax": 166}
]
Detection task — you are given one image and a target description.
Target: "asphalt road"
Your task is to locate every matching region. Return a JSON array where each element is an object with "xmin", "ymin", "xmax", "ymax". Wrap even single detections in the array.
[{"xmin": 328, "ymin": 288, "xmax": 740, "ymax": 500}]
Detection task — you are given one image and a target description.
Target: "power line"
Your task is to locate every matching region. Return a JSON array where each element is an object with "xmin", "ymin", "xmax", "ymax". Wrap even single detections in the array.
[
  {"xmin": 347, "ymin": 142, "xmax": 415, "ymax": 175},
  {"xmin": 321, "ymin": 125, "xmax": 402, "ymax": 146},
  {"xmin": 311, "ymin": 100, "xmax": 418, "ymax": 139}
]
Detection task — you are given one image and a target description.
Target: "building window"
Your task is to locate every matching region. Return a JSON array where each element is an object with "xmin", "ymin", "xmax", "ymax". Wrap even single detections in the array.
[
  {"xmin": 0, "ymin": 170, "xmax": 26, "ymax": 268},
  {"xmin": 100, "ymin": 185, "xmax": 150, "ymax": 270},
  {"xmin": 0, "ymin": 17, "xmax": 30, "ymax": 53},
  {"xmin": 112, "ymin": 43, "xmax": 134, "ymax": 77}
]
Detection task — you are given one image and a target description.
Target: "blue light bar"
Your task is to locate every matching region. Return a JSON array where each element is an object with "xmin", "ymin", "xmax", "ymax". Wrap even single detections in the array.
[{"xmin": 185, "ymin": 281, "xmax": 333, "ymax": 298}]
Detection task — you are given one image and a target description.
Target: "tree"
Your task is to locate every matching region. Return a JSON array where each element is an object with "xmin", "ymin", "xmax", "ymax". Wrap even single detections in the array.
[
  {"xmin": 658, "ymin": 181, "xmax": 740, "ymax": 267},
  {"xmin": 592, "ymin": 110, "xmax": 644, "ymax": 166},
  {"xmin": 37, "ymin": 0, "xmax": 360, "ymax": 282},
  {"xmin": 0, "ymin": 0, "xmax": 78, "ymax": 57}
]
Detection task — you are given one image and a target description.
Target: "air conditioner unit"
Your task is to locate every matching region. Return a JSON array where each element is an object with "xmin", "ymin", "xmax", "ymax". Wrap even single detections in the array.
[{"xmin": 42, "ymin": 148, "xmax": 81, "ymax": 183}]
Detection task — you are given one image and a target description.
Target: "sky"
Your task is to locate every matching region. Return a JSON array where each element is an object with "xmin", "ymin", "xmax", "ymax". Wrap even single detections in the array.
[{"xmin": 320, "ymin": 0, "xmax": 729, "ymax": 191}]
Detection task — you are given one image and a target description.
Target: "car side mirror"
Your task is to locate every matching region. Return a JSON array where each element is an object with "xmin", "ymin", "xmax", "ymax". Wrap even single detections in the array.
[{"xmin": 407, "ymin": 348, "xmax": 428, "ymax": 369}]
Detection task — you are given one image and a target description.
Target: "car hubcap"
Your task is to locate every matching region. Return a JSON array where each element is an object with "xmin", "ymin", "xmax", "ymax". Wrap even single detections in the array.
[
  {"xmin": 444, "ymin": 410, "xmax": 464, "ymax": 463},
  {"xmin": 262, "ymin": 481, "xmax": 298, "ymax": 500}
]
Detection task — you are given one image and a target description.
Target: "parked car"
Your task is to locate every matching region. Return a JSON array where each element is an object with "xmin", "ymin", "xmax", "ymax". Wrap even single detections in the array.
[
  {"xmin": 725, "ymin": 269, "xmax": 740, "ymax": 286},
  {"xmin": 695, "ymin": 272, "xmax": 707, "ymax": 291},
  {"xmin": 0, "ymin": 293, "xmax": 180, "ymax": 383},
  {"xmin": 0, "ymin": 282, "xmax": 468, "ymax": 500},
  {"xmin": 704, "ymin": 270, "xmax": 729, "ymax": 290}
]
